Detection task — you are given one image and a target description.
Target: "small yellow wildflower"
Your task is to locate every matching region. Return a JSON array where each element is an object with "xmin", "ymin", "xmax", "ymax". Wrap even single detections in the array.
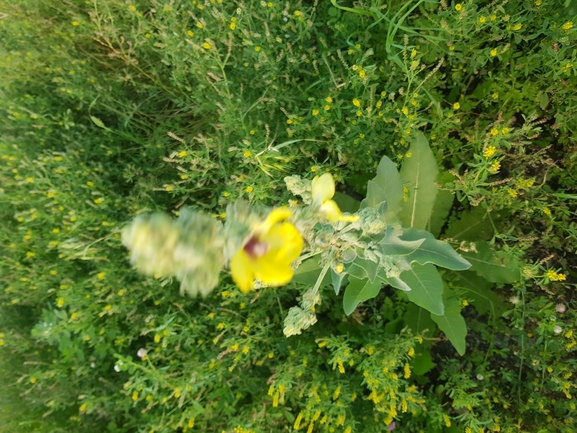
[
  {"xmin": 404, "ymin": 363, "xmax": 411, "ymax": 379},
  {"xmin": 79, "ymin": 403, "xmax": 88, "ymax": 412},
  {"xmin": 402, "ymin": 107, "xmax": 409, "ymax": 116},
  {"xmin": 97, "ymin": 272, "xmax": 106, "ymax": 279},
  {"xmin": 491, "ymin": 161, "xmax": 501, "ymax": 172},
  {"xmin": 508, "ymin": 189, "xmax": 518, "ymax": 198},
  {"xmin": 128, "ymin": 5, "xmax": 136, "ymax": 12},
  {"xmin": 324, "ymin": 105, "xmax": 331, "ymax": 111},
  {"xmin": 352, "ymin": 98, "xmax": 361, "ymax": 107},
  {"xmin": 483, "ymin": 146, "xmax": 497, "ymax": 158},
  {"xmin": 202, "ymin": 42, "xmax": 211, "ymax": 49},
  {"xmin": 187, "ymin": 30, "xmax": 194, "ymax": 37},
  {"xmin": 479, "ymin": 16, "xmax": 487, "ymax": 24},
  {"xmin": 178, "ymin": 150, "xmax": 187, "ymax": 158},
  {"xmin": 455, "ymin": 3, "xmax": 463, "ymax": 11},
  {"xmin": 453, "ymin": 102, "xmax": 460, "ymax": 110},
  {"xmin": 513, "ymin": 23, "xmax": 522, "ymax": 31},
  {"xmin": 245, "ymin": 186, "xmax": 254, "ymax": 193},
  {"xmin": 562, "ymin": 22, "xmax": 573, "ymax": 31},
  {"xmin": 229, "ymin": 22, "xmax": 236, "ymax": 30},
  {"xmin": 543, "ymin": 207, "xmax": 551, "ymax": 216},
  {"xmin": 312, "ymin": 109, "xmax": 319, "ymax": 116},
  {"xmin": 490, "ymin": 15, "xmax": 497, "ymax": 21},
  {"xmin": 94, "ymin": 197, "xmax": 104, "ymax": 204},
  {"xmin": 546, "ymin": 269, "xmax": 566, "ymax": 282},
  {"xmin": 26, "ymin": 252, "xmax": 35, "ymax": 258},
  {"xmin": 490, "ymin": 48, "xmax": 498, "ymax": 57},
  {"xmin": 57, "ymin": 297, "xmax": 65, "ymax": 308},
  {"xmin": 325, "ymin": 96, "xmax": 333, "ymax": 103},
  {"xmin": 490, "ymin": 128, "xmax": 499, "ymax": 136}
]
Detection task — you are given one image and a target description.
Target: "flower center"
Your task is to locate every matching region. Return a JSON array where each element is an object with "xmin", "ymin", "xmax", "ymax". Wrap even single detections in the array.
[{"xmin": 243, "ymin": 236, "xmax": 268, "ymax": 259}]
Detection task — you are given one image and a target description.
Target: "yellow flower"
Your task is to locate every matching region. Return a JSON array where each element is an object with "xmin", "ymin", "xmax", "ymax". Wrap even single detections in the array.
[
  {"xmin": 490, "ymin": 48, "xmax": 498, "ymax": 57},
  {"xmin": 483, "ymin": 146, "xmax": 497, "ymax": 158},
  {"xmin": 479, "ymin": 16, "xmax": 487, "ymax": 24},
  {"xmin": 453, "ymin": 102, "xmax": 460, "ymax": 110},
  {"xmin": 311, "ymin": 173, "xmax": 359, "ymax": 223},
  {"xmin": 562, "ymin": 22, "xmax": 573, "ymax": 31},
  {"xmin": 230, "ymin": 208, "xmax": 303, "ymax": 293},
  {"xmin": 455, "ymin": 4, "xmax": 463, "ymax": 11}
]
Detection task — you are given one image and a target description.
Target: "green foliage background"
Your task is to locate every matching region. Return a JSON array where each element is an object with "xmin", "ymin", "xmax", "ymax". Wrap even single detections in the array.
[{"xmin": 1, "ymin": 0, "xmax": 576, "ymax": 432}]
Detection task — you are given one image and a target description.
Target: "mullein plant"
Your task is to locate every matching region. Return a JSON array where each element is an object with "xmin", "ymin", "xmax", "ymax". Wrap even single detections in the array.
[
  {"xmin": 121, "ymin": 172, "xmax": 356, "ymax": 298},
  {"xmin": 123, "ymin": 135, "xmax": 471, "ymax": 351}
]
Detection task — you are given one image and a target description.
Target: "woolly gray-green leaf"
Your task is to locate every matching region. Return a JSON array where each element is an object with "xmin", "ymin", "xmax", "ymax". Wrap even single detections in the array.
[
  {"xmin": 401, "ymin": 227, "xmax": 471, "ymax": 271},
  {"xmin": 343, "ymin": 276, "xmax": 382, "ymax": 315},
  {"xmin": 360, "ymin": 156, "xmax": 403, "ymax": 215}
]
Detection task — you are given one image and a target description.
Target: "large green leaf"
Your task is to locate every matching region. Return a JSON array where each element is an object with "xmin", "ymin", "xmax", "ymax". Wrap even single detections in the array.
[
  {"xmin": 450, "ymin": 270, "xmax": 507, "ymax": 317},
  {"xmin": 347, "ymin": 256, "xmax": 379, "ymax": 282},
  {"xmin": 401, "ymin": 227, "xmax": 471, "ymax": 271},
  {"xmin": 398, "ymin": 133, "xmax": 439, "ymax": 229},
  {"xmin": 377, "ymin": 227, "xmax": 425, "ymax": 256},
  {"xmin": 343, "ymin": 276, "xmax": 383, "ymax": 315},
  {"xmin": 443, "ymin": 205, "xmax": 493, "ymax": 241},
  {"xmin": 428, "ymin": 171, "xmax": 456, "ymax": 237},
  {"xmin": 381, "ymin": 275, "xmax": 411, "ymax": 292},
  {"xmin": 334, "ymin": 191, "xmax": 361, "ymax": 213},
  {"xmin": 460, "ymin": 241, "xmax": 520, "ymax": 284},
  {"xmin": 293, "ymin": 258, "xmax": 332, "ymax": 286},
  {"xmin": 403, "ymin": 303, "xmax": 437, "ymax": 337},
  {"xmin": 431, "ymin": 296, "xmax": 467, "ymax": 356},
  {"xmin": 399, "ymin": 263, "xmax": 444, "ymax": 315},
  {"xmin": 360, "ymin": 155, "xmax": 403, "ymax": 215},
  {"xmin": 410, "ymin": 347, "xmax": 436, "ymax": 376}
]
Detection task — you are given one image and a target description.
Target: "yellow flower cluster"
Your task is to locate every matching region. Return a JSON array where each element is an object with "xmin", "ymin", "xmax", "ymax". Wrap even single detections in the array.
[
  {"xmin": 546, "ymin": 269, "xmax": 566, "ymax": 282},
  {"xmin": 483, "ymin": 146, "xmax": 497, "ymax": 158}
]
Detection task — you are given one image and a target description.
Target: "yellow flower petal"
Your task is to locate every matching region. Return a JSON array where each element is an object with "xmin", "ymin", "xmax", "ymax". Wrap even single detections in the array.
[
  {"xmin": 319, "ymin": 199, "xmax": 342, "ymax": 223},
  {"xmin": 230, "ymin": 249, "xmax": 255, "ymax": 293},
  {"xmin": 253, "ymin": 256, "xmax": 295, "ymax": 286},
  {"xmin": 257, "ymin": 207, "xmax": 292, "ymax": 233},
  {"xmin": 262, "ymin": 222, "xmax": 304, "ymax": 264},
  {"xmin": 311, "ymin": 173, "xmax": 335, "ymax": 205}
]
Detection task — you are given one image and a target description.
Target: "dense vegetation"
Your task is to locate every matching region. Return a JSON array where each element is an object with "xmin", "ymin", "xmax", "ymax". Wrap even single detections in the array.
[{"xmin": 1, "ymin": 1, "xmax": 576, "ymax": 432}]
